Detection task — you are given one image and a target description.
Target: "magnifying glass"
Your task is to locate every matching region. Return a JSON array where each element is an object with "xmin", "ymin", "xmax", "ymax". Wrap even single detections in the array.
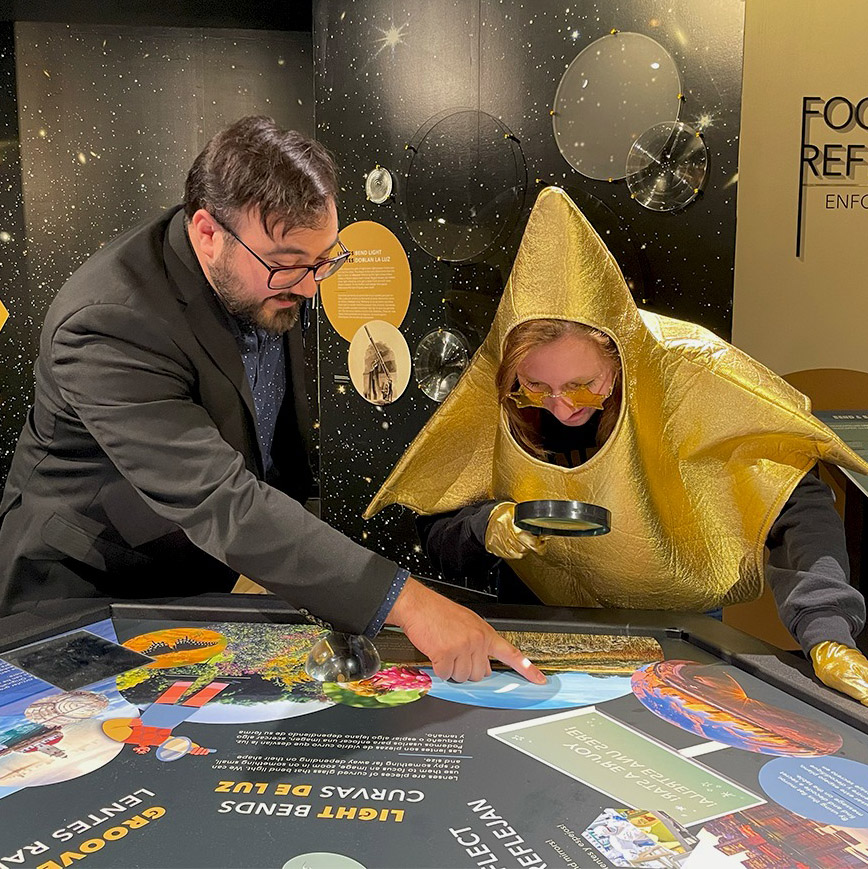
[
  {"xmin": 296, "ymin": 606, "xmax": 383, "ymax": 683},
  {"xmin": 304, "ymin": 632, "xmax": 382, "ymax": 683},
  {"xmin": 513, "ymin": 499, "xmax": 611, "ymax": 537}
]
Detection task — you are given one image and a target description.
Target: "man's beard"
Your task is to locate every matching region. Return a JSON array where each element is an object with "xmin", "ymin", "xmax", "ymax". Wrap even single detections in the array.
[{"xmin": 210, "ymin": 256, "xmax": 302, "ymax": 335}]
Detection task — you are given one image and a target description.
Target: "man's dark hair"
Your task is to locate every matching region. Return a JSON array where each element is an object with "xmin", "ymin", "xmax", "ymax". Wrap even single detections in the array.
[{"xmin": 184, "ymin": 116, "xmax": 339, "ymax": 237}]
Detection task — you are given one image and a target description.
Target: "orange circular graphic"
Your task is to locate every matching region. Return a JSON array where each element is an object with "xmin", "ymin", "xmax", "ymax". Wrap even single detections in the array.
[{"xmin": 319, "ymin": 221, "xmax": 411, "ymax": 341}]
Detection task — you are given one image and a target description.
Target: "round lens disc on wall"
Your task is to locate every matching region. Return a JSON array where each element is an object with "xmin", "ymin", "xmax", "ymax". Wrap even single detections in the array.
[
  {"xmin": 413, "ymin": 328, "xmax": 470, "ymax": 402},
  {"xmin": 625, "ymin": 120, "xmax": 707, "ymax": 212},
  {"xmin": 402, "ymin": 110, "xmax": 527, "ymax": 262},
  {"xmin": 365, "ymin": 165, "xmax": 393, "ymax": 204},
  {"xmin": 552, "ymin": 32, "xmax": 682, "ymax": 181}
]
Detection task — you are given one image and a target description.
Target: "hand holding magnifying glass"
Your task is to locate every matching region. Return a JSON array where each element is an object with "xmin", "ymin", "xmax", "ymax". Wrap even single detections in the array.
[{"xmin": 484, "ymin": 499, "xmax": 610, "ymax": 560}]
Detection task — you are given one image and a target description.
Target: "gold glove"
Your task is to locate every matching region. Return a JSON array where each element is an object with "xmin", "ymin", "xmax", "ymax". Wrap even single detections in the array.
[
  {"xmin": 810, "ymin": 641, "xmax": 868, "ymax": 705},
  {"xmin": 484, "ymin": 501, "xmax": 546, "ymax": 561}
]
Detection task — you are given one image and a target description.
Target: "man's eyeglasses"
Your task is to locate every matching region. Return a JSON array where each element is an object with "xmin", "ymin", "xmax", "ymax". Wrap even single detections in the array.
[
  {"xmin": 507, "ymin": 382, "xmax": 611, "ymax": 411},
  {"xmin": 219, "ymin": 221, "xmax": 351, "ymax": 290}
]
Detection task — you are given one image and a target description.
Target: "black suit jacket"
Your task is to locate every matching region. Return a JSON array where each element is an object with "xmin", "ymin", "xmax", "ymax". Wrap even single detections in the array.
[{"xmin": 0, "ymin": 207, "xmax": 397, "ymax": 632}]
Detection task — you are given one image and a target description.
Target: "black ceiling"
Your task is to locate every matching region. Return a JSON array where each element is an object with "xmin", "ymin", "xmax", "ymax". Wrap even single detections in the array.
[{"xmin": 0, "ymin": 0, "xmax": 312, "ymax": 30}]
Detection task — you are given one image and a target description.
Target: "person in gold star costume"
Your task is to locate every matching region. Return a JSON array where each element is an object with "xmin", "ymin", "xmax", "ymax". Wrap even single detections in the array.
[{"xmin": 367, "ymin": 187, "xmax": 868, "ymax": 706}]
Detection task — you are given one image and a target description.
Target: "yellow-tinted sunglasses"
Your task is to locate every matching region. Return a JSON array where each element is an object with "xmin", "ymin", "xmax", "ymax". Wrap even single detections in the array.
[{"xmin": 507, "ymin": 382, "xmax": 610, "ymax": 411}]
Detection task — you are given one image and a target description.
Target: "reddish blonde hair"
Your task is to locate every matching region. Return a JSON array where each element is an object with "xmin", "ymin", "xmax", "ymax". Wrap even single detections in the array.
[{"xmin": 496, "ymin": 319, "xmax": 622, "ymax": 459}]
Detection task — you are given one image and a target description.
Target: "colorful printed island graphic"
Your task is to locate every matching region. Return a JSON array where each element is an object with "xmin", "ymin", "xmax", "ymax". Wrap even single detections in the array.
[{"xmin": 632, "ymin": 660, "xmax": 844, "ymax": 756}]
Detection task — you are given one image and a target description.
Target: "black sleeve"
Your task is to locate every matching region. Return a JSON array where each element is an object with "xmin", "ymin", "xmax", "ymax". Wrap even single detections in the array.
[
  {"xmin": 765, "ymin": 471, "xmax": 866, "ymax": 655},
  {"xmin": 50, "ymin": 303, "xmax": 397, "ymax": 635},
  {"xmin": 416, "ymin": 500, "xmax": 501, "ymax": 589}
]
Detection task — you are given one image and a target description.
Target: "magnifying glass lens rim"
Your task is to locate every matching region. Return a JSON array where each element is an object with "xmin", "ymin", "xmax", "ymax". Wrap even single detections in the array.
[{"xmin": 513, "ymin": 499, "xmax": 611, "ymax": 537}]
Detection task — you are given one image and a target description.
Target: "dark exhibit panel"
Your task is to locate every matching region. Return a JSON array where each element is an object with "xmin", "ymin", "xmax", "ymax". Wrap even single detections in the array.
[
  {"xmin": 0, "ymin": 597, "xmax": 866, "ymax": 869},
  {"xmin": 0, "ymin": 21, "xmax": 314, "ymax": 483},
  {"xmin": 0, "ymin": 23, "xmax": 30, "ymax": 483},
  {"xmin": 312, "ymin": 0, "xmax": 746, "ymax": 572}
]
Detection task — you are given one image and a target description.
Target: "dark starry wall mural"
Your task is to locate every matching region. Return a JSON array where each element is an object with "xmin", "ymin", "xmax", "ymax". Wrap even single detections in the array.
[
  {"xmin": 0, "ymin": 3, "xmax": 746, "ymax": 589},
  {"xmin": 0, "ymin": 21, "xmax": 313, "ymax": 485},
  {"xmin": 313, "ymin": 0, "xmax": 746, "ymax": 580},
  {"xmin": 0, "ymin": 23, "xmax": 29, "ymax": 490}
]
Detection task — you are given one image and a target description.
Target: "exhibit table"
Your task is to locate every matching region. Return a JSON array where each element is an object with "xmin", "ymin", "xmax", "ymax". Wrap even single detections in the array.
[{"xmin": 0, "ymin": 594, "xmax": 866, "ymax": 869}]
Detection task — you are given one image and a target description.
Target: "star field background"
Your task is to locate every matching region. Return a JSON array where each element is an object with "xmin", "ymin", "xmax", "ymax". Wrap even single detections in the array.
[
  {"xmin": 313, "ymin": 0, "xmax": 746, "ymax": 578},
  {"xmin": 0, "ymin": 23, "xmax": 29, "ymax": 490},
  {"xmin": 0, "ymin": 3, "xmax": 747, "ymax": 587},
  {"xmin": 0, "ymin": 21, "xmax": 313, "ymax": 485}
]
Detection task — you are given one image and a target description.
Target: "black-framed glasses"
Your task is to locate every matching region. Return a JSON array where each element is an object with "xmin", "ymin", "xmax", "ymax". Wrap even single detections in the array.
[{"xmin": 220, "ymin": 221, "xmax": 351, "ymax": 290}]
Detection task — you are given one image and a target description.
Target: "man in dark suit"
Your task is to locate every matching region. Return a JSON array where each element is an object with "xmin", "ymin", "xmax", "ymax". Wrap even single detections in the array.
[{"xmin": 0, "ymin": 116, "xmax": 543, "ymax": 685}]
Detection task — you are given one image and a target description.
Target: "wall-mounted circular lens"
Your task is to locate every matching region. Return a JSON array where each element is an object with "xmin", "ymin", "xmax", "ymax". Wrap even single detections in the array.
[
  {"xmin": 553, "ymin": 32, "xmax": 681, "ymax": 181},
  {"xmin": 413, "ymin": 328, "xmax": 470, "ymax": 402},
  {"xmin": 365, "ymin": 165, "xmax": 393, "ymax": 204},
  {"xmin": 402, "ymin": 109, "xmax": 527, "ymax": 262},
  {"xmin": 626, "ymin": 120, "xmax": 707, "ymax": 212}
]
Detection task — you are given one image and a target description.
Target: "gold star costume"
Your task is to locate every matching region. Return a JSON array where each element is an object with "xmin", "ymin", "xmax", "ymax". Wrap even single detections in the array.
[{"xmin": 366, "ymin": 187, "xmax": 868, "ymax": 611}]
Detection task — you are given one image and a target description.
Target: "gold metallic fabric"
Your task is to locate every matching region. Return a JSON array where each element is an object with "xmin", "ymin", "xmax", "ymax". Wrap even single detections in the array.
[
  {"xmin": 484, "ymin": 501, "xmax": 546, "ymax": 561},
  {"xmin": 810, "ymin": 641, "xmax": 868, "ymax": 705},
  {"xmin": 366, "ymin": 187, "xmax": 868, "ymax": 611}
]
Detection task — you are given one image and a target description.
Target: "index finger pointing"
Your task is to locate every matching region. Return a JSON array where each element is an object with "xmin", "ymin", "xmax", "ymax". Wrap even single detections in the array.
[{"xmin": 489, "ymin": 635, "xmax": 547, "ymax": 684}]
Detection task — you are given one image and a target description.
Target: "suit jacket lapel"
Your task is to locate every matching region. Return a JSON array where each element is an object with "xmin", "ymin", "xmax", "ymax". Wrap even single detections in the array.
[{"xmin": 163, "ymin": 209, "xmax": 259, "ymax": 432}]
